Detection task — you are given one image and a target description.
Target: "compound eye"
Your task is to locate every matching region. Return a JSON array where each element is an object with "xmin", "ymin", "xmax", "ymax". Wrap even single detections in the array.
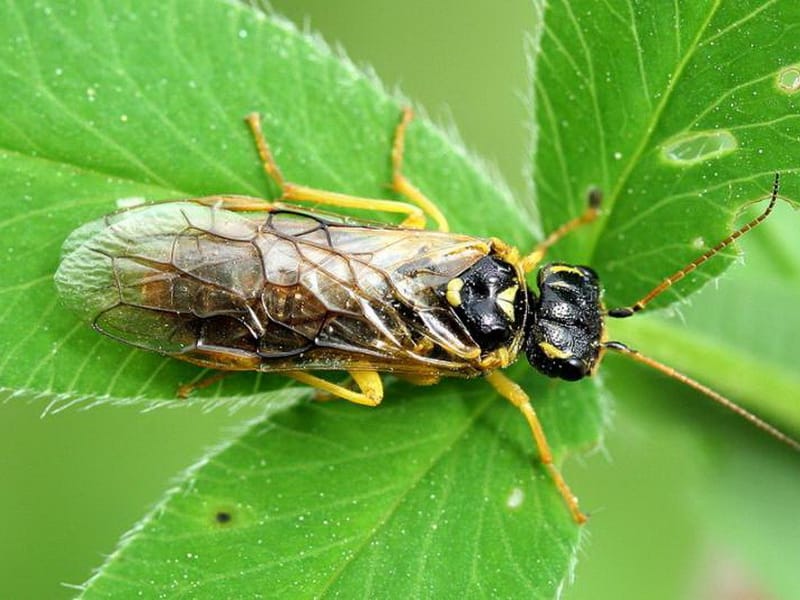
[{"xmin": 559, "ymin": 357, "xmax": 588, "ymax": 381}]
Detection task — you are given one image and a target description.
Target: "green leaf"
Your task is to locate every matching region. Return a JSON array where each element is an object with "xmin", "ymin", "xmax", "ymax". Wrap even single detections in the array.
[
  {"xmin": 3, "ymin": 0, "xmax": 799, "ymax": 597},
  {"xmin": 530, "ymin": 3, "xmax": 800, "ymax": 596},
  {"xmin": 82, "ymin": 380, "xmax": 600, "ymax": 598},
  {"xmin": 0, "ymin": 0, "xmax": 536, "ymax": 405},
  {"xmin": 566, "ymin": 199, "xmax": 800, "ymax": 600},
  {"xmin": 609, "ymin": 272, "xmax": 800, "ymax": 433},
  {"xmin": 532, "ymin": 0, "xmax": 800, "ymax": 308}
]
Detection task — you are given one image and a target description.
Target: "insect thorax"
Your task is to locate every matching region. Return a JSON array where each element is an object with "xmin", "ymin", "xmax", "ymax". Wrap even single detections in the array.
[
  {"xmin": 524, "ymin": 263, "xmax": 603, "ymax": 381},
  {"xmin": 445, "ymin": 256, "xmax": 528, "ymax": 354}
]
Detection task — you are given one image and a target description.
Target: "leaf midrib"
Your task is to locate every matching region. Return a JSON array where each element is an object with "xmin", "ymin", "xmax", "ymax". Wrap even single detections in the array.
[{"xmin": 315, "ymin": 392, "xmax": 501, "ymax": 597}]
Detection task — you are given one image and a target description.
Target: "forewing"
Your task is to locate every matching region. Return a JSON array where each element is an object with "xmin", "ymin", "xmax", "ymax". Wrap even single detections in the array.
[
  {"xmin": 55, "ymin": 200, "xmax": 267, "ymax": 358},
  {"xmin": 56, "ymin": 201, "xmax": 491, "ymax": 374},
  {"xmin": 249, "ymin": 211, "xmax": 490, "ymax": 371},
  {"xmin": 322, "ymin": 223, "xmax": 489, "ymax": 358}
]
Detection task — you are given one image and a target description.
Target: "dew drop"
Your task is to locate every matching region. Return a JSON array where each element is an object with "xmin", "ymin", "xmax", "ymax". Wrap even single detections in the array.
[{"xmin": 506, "ymin": 487, "xmax": 525, "ymax": 509}]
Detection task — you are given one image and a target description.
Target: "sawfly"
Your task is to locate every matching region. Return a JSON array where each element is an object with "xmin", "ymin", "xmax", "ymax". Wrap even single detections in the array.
[{"xmin": 55, "ymin": 109, "xmax": 799, "ymax": 523}]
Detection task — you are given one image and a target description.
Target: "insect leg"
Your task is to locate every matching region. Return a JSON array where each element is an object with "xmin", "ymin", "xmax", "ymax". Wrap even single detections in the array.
[
  {"xmin": 396, "ymin": 372, "xmax": 442, "ymax": 386},
  {"xmin": 485, "ymin": 371, "xmax": 588, "ymax": 524},
  {"xmin": 286, "ymin": 370, "xmax": 384, "ymax": 407},
  {"xmin": 176, "ymin": 371, "xmax": 232, "ymax": 398},
  {"xmin": 519, "ymin": 189, "xmax": 602, "ymax": 273},
  {"xmin": 310, "ymin": 376, "xmax": 354, "ymax": 402},
  {"xmin": 173, "ymin": 346, "xmax": 263, "ymax": 397},
  {"xmin": 349, "ymin": 370, "xmax": 384, "ymax": 402},
  {"xmin": 390, "ymin": 107, "xmax": 450, "ymax": 232},
  {"xmin": 244, "ymin": 113, "xmax": 428, "ymax": 229}
]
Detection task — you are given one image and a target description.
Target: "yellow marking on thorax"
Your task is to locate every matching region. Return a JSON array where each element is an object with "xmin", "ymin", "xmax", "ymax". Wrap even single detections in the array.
[
  {"xmin": 463, "ymin": 347, "xmax": 482, "ymax": 360},
  {"xmin": 496, "ymin": 284, "xmax": 519, "ymax": 321},
  {"xmin": 546, "ymin": 265, "xmax": 584, "ymax": 276},
  {"xmin": 446, "ymin": 277, "xmax": 464, "ymax": 307},
  {"xmin": 473, "ymin": 240, "xmax": 492, "ymax": 254},
  {"xmin": 538, "ymin": 341, "xmax": 572, "ymax": 360}
]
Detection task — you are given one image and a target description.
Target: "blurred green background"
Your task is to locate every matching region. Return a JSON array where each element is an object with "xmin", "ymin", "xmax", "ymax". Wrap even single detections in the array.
[{"xmin": 2, "ymin": 1, "xmax": 798, "ymax": 598}]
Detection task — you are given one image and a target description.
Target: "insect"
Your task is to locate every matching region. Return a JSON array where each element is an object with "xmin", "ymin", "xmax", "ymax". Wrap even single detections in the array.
[{"xmin": 55, "ymin": 108, "xmax": 799, "ymax": 524}]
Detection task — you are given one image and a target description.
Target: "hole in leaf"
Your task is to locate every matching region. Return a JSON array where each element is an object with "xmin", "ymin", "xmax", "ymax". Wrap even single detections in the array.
[
  {"xmin": 777, "ymin": 66, "xmax": 800, "ymax": 94},
  {"xmin": 661, "ymin": 130, "xmax": 737, "ymax": 165}
]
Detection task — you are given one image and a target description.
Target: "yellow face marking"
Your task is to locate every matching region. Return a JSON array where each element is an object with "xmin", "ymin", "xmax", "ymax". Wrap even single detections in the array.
[
  {"xmin": 446, "ymin": 277, "xmax": 464, "ymax": 307},
  {"xmin": 547, "ymin": 265, "xmax": 585, "ymax": 276},
  {"xmin": 496, "ymin": 284, "xmax": 519, "ymax": 321},
  {"xmin": 538, "ymin": 341, "xmax": 572, "ymax": 360}
]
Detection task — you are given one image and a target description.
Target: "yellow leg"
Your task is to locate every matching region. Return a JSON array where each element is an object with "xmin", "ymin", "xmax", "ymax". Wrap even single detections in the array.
[
  {"xmin": 390, "ymin": 108, "xmax": 450, "ymax": 232},
  {"xmin": 244, "ymin": 112, "xmax": 428, "ymax": 229},
  {"xmin": 177, "ymin": 371, "xmax": 232, "ymax": 398},
  {"xmin": 519, "ymin": 189, "xmax": 602, "ymax": 273},
  {"xmin": 310, "ymin": 375, "xmax": 353, "ymax": 402},
  {"xmin": 397, "ymin": 372, "xmax": 441, "ymax": 386},
  {"xmin": 287, "ymin": 370, "xmax": 384, "ymax": 407},
  {"xmin": 485, "ymin": 371, "xmax": 587, "ymax": 525}
]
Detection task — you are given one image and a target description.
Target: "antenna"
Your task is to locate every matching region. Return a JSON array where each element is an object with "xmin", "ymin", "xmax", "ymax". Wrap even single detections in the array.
[
  {"xmin": 602, "ymin": 173, "xmax": 798, "ymax": 450},
  {"xmin": 603, "ymin": 341, "xmax": 800, "ymax": 451},
  {"xmin": 608, "ymin": 173, "xmax": 781, "ymax": 318}
]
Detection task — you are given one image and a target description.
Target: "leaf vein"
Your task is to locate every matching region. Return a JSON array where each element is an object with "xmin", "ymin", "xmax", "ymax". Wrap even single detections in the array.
[{"xmin": 592, "ymin": 0, "xmax": 725, "ymax": 261}]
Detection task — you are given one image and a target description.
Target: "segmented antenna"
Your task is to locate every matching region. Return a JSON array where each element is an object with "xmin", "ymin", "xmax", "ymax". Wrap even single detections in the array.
[
  {"xmin": 603, "ymin": 341, "xmax": 800, "ymax": 451},
  {"xmin": 608, "ymin": 173, "xmax": 781, "ymax": 318}
]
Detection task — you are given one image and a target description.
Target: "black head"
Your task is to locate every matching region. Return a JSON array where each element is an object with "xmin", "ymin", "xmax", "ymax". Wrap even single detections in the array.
[
  {"xmin": 446, "ymin": 256, "xmax": 527, "ymax": 352},
  {"xmin": 524, "ymin": 263, "xmax": 603, "ymax": 381}
]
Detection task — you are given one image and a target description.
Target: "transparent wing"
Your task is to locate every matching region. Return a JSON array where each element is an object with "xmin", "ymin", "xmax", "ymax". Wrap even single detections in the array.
[{"xmin": 55, "ymin": 199, "xmax": 492, "ymax": 376}]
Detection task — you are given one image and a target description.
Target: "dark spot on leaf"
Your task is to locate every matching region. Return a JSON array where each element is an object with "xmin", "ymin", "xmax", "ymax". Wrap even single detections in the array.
[{"xmin": 216, "ymin": 510, "xmax": 233, "ymax": 524}]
